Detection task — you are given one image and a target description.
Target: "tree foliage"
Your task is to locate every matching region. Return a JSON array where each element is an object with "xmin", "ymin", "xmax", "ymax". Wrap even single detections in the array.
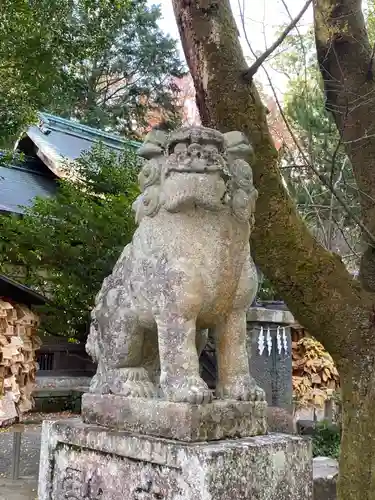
[
  {"xmin": 312, "ymin": 421, "xmax": 341, "ymax": 459},
  {"xmin": 0, "ymin": 145, "xmax": 140, "ymax": 339},
  {"xmin": 50, "ymin": 2, "xmax": 185, "ymax": 137},
  {"xmin": 0, "ymin": 0, "xmax": 183, "ymax": 147}
]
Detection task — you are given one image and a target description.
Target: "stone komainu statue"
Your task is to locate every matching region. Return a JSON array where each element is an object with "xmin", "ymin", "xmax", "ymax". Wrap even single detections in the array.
[{"xmin": 86, "ymin": 126, "xmax": 264, "ymax": 404}]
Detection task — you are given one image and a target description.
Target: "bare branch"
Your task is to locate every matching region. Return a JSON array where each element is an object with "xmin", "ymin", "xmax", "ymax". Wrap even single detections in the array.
[
  {"xmin": 245, "ymin": 6, "xmax": 353, "ymax": 252},
  {"xmin": 328, "ymin": 157, "xmax": 347, "ymax": 249},
  {"xmin": 242, "ymin": 0, "xmax": 312, "ymax": 81},
  {"xmin": 331, "ymin": 212, "xmax": 360, "ymax": 261},
  {"xmin": 299, "ymin": 179, "xmax": 330, "ymax": 248},
  {"xmin": 238, "ymin": 0, "xmax": 375, "ymax": 249}
]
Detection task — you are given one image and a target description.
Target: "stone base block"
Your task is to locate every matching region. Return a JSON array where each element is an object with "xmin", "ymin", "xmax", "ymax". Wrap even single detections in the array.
[
  {"xmin": 313, "ymin": 457, "xmax": 338, "ymax": 500},
  {"xmin": 38, "ymin": 418, "xmax": 312, "ymax": 500},
  {"xmin": 81, "ymin": 393, "xmax": 267, "ymax": 441}
]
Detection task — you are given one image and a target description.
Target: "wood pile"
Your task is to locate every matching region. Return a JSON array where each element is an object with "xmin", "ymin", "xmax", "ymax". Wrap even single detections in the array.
[
  {"xmin": 291, "ymin": 326, "xmax": 340, "ymax": 408},
  {"xmin": 0, "ymin": 299, "xmax": 41, "ymax": 426}
]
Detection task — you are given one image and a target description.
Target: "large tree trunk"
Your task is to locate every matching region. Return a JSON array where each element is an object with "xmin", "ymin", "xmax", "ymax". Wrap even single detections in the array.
[
  {"xmin": 313, "ymin": 2, "xmax": 375, "ymax": 494},
  {"xmin": 171, "ymin": 1, "xmax": 375, "ymax": 499},
  {"xmin": 339, "ymin": 363, "xmax": 375, "ymax": 499}
]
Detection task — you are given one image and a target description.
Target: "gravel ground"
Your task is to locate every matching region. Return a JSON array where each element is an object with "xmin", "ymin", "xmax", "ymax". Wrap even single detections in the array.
[
  {"xmin": 0, "ymin": 478, "xmax": 38, "ymax": 500},
  {"xmin": 0, "ymin": 412, "xmax": 76, "ymax": 479},
  {"xmin": 0, "ymin": 425, "xmax": 42, "ymax": 478}
]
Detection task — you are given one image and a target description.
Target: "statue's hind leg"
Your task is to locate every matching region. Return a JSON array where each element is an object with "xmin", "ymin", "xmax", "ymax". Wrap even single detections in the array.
[{"xmin": 89, "ymin": 289, "xmax": 157, "ymax": 398}]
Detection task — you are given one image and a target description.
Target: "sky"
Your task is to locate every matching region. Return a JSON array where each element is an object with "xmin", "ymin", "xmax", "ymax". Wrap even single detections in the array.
[{"xmin": 149, "ymin": 0, "xmax": 314, "ymax": 96}]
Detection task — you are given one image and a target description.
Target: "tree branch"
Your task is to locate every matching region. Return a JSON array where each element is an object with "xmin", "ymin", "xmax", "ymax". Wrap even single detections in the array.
[
  {"xmin": 237, "ymin": 0, "xmax": 375, "ymax": 249},
  {"xmin": 313, "ymin": 0, "xmax": 375, "ymax": 291},
  {"xmin": 367, "ymin": 42, "xmax": 375, "ymax": 81},
  {"xmin": 238, "ymin": 1, "xmax": 375, "ymax": 249},
  {"xmin": 242, "ymin": 0, "xmax": 312, "ymax": 81}
]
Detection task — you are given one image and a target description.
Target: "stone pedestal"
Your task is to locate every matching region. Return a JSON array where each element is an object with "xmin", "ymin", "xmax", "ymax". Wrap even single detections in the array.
[
  {"xmin": 81, "ymin": 393, "xmax": 267, "ymax": 441},
  {"xmin": 38, "ymin": 418, "xmax": 312, "ymax": 500},
  {"xmin": 313, "ymin": 457, "xmax": 338, "ymax": 500}
]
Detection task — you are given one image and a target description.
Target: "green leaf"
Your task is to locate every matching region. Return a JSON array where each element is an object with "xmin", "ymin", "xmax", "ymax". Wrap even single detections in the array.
[
  {"xmin": 0, "ymin": 0, "xmax": 184, "ymax": 146},
  {"xmin": 0, "ymin": 143, "xmax": 140, "ymax": 340}
]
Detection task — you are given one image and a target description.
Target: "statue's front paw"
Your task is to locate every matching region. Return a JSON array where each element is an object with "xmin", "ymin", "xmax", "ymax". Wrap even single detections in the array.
[
  {"xmin": 109, "ymin": 368, "xmax": 158, "ymax": 398},
  {"xmin": 89, "ymin": 372, "xmax": 111, "ymax": 394},
  {"xmin": 116, "ymin": 380, "xmax": 158, "ymax": 398},
  {"xmin": 161, "ymin": 374, "xmax": 213, "ymax": 404},
  {"xmin": 216, "ymin": 375, "xmax": 265, "ymax": 401}
]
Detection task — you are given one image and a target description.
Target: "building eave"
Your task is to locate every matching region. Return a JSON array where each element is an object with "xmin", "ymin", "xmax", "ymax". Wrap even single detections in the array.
[{"xmin": 0, "ymin": 274, "xmax": 47, "ymax": 306}]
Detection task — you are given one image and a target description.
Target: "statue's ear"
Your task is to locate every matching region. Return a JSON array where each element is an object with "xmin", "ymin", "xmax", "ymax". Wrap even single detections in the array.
[
  {"xmin": 138, "ymin": 130, "xmax": 168, "ymax": 160},
  {"xmin": 224, "ymin": 131, "xmax": 254, "ymax": 162}
]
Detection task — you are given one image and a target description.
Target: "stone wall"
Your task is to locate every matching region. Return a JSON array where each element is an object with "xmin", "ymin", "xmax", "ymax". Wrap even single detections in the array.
[{"xmin": 37, "ymin": 335, "xmax": 95, "ymax": 377}]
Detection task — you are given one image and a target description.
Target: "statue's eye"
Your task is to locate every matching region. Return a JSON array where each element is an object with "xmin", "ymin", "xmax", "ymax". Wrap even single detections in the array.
[
  {"xmin": 203, "ymin": 145, "xmax": 218, "ymax": 156},
  {"xmin": 143, "ymin": 165, "xmax": 151, "ymax": 177},
  {"xmin": 188, "ymin": 143, "xmax": 203, "ymax": 158}
]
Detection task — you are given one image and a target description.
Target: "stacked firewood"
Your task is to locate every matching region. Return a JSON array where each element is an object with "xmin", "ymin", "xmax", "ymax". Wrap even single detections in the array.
[
  {"xmin": 291, "ymin": 325, "xmax": 340, "ymax": 409},
  {"xmin": 0, "ymin": 299, "xmax": 41, "ymax": 426}
]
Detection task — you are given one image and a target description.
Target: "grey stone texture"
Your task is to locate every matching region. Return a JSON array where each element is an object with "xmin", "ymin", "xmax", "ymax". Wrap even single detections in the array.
[
  {"xmin": 81, "ymin": 393, "xmax": 267, "ymax": 441},
  {"xmin": 313, "ymin": 457, "xmax": 338, "ymax": 500},
  {"xmin": 86, "ymin": 126, "xmax": 264, "ymax": 406},
  {"xmin": 0, "ymin": 478, "xmax": 37, "ymax": 500},
  {"xmin": 246, "ymin": 307, "xmax": 295, "ymax": 324},
  {"xmin": 266, "ymin": 406, "xmax": 296, "ymax": 434},
  {"xmin": 35, "ymin": 375, "xmax": 91, "ymax": 390},
  {"xmin": 38, "ymin": 419, "xmax": 313, "ymax": 500},
  {"xmin": 247, "ymin": 307, "xmax": 294, "ymax": 412}
]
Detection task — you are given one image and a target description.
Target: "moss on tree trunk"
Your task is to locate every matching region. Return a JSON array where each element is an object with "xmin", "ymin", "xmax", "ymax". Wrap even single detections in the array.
[{"xmin": 338, "ymin": 367, "xmax": 375, "ymax": 499}]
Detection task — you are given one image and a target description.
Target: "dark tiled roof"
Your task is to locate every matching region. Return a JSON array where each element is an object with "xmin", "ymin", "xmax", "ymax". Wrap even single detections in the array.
[
  {"xmin": 25, "ymin": 113, "xmax": 141, "ymax": 176},
  {"xmin": 0, "ymin": 164, "xmax": 56, "ymax": 214},
  {"xmin": 1, "ymin": 112, "xmax": 141, "ymax": 215},
  {"xmin": 0, "ymin": 273, "xmax": 47, "ymax": 306},
  {"xmin": 38, "ymin": 113, "xmax": 141, "ymax": 153}
]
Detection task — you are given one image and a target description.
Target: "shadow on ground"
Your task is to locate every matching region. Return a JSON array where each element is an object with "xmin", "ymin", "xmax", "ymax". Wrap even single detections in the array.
[{"xmin": 0, "ymin": 477, "xmax": 37, "ymax": 500}]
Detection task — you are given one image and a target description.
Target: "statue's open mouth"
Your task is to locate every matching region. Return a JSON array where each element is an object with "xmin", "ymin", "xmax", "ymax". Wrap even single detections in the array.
[
  {"xmin": 160, "ymin": 162, "xmax": 229, "ymax": 214},
  {"xmin": 166, "ymin": 166, "xmax": 221, "ymax": 174},
  {"xmin": 164, "ymin": 162, "xmax": 229, "ymax": 179}
]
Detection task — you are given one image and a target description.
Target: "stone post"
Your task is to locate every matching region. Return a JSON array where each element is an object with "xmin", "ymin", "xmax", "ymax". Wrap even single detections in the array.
[
  {"xmin": 247, "ymin": 306, "xmax": 295, "ymax": 412},
  {"xmin": 38, "ymin": 126, "xmax": 312, "ymax": 500}
]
